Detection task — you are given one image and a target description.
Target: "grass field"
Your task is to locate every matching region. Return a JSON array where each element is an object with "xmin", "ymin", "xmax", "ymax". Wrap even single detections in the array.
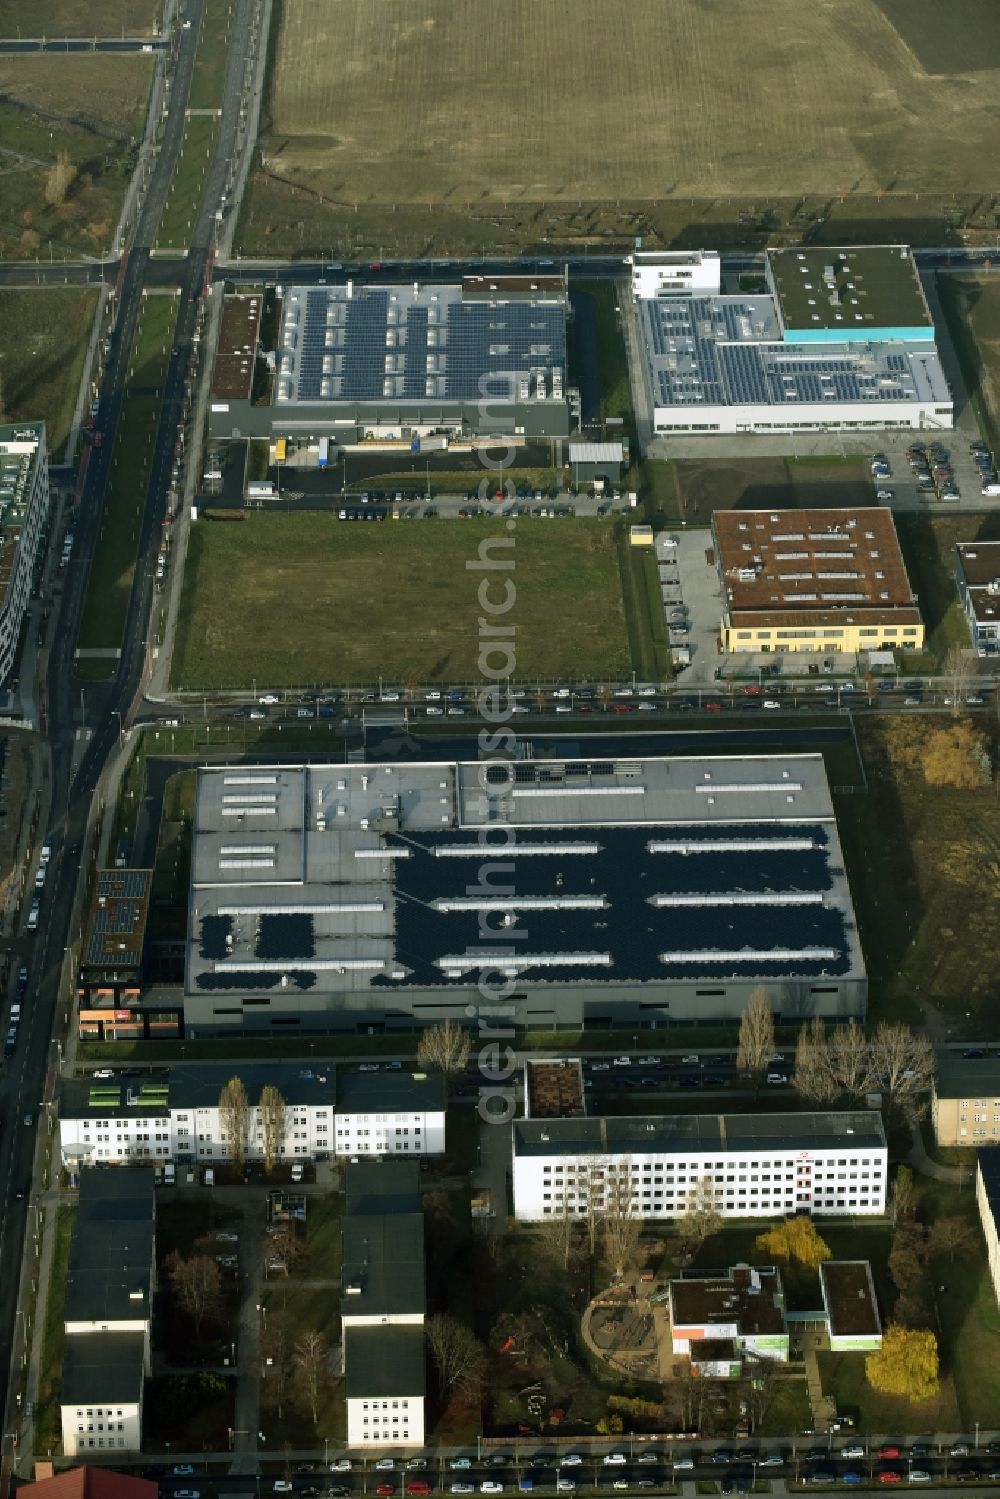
[
  {"xmin": 171, "ymin": 513, "xmax": 631, "ymax": 689},
  {"xmin": 156, "ymin": 114, "xmax": 216, "ymax": 250},
  {"xmin": 36, "ymin": 1205, "xmax": 76, "ymax": 1453},
  {"xmin": 188, "ymin": 0, "xmax": 234, "ymax": 111},
  {"xmin": 0, "ymin": 288, "xmax": 98, "ymax": 456},
  {"xmin": 1, "ymin": 0, "xmax": 161, "ymax": 34},
  {"xmin": 77, "ymin": 293, "xmax": 178, "ymax": 664},
  {"xmin": 0, "ymin": 55, "xmax": 151, "ymax": 259},
  {"xmin": 239, "ymin": 0, "xmax": 1000, "ymax": 257}
]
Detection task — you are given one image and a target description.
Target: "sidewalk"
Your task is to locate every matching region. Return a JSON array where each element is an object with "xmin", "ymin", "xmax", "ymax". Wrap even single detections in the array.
[{"xmin": 906, "ymin": 1120, "xmax": 970, "ymax": 1186}]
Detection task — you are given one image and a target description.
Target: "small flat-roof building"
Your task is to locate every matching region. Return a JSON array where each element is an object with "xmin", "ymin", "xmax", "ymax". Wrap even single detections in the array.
[
  {"xmin": 633, "ymin": 247, "xmax": 952, "ymax": 437},
  {"xmin": 512, "ymin": 1109, "xmax": 887, "ymax": 1221},
  {"xmin": 932, "ymin": 1052, "xmax": 1000, "ymax": 1148},
  {"xmin": 77, "ymin": 870, "xmax": 154, "ymax": 1038},
  {"xmin": 182, "ymin": 754, "xmax": 866, "ymax": 1035},
  {"xmin": 0, "ymin": 423, "xmax": 50, "ymax": 687},
  {"xmin": 525, "ymin": 1059, "xmax": 585, "ymax": 1120},
  {"xmin": 954, "ymin": 541, "xmax": 1000, "ymax": 655},
  {"xmin": 713, "ymin": 507, "xmax": 923, "ymax": 656},
  {"xmin": 669, "ymin": 1265, "xmax": 788, "ymax": 1370},
  {"xmin": 567, "ymin": 441, "xmax": 626, "ymax": 483},
  {"xmin": 208, "ymin": 277, "xmax": 569, "ymax": 445},
  {"xmin": 210, "ymin": 293, "xmax": 262, "ymax": 402},
  {"xmin": 61, "ymin": 1335, "xmax": 146, "ymax": 1456},
  {"xmin": 819, "ymin": 1260, "xmax": 882, "ymax": 1351},
  {"xmin": 629, "ymin": 251, "xmax": 721, "ymax": 300}
]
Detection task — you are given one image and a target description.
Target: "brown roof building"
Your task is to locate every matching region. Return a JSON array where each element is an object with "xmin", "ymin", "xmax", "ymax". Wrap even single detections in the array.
[
  {"xmin": 712, "ymin": 507, "xmax": 923, "ymax": 654},
  {"xmin": 211, "ymin": 293, "xmax": 262, "ymax": 401},
  {"xmin": 21, "ymin": 1469, "xmax": 157, "ymax": 1499},
  {"xmin": 525, "ymin": 1059, "xmax": 585, "ymax": 1119}
]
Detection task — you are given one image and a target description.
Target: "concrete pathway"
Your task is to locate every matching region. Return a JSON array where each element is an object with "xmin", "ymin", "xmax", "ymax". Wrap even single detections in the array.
[{"xmin": 906, "ymin": 1120, "xmax": 970, "ymax": 1185}]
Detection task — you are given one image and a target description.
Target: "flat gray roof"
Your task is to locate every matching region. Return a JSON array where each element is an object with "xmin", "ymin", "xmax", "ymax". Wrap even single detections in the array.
[
  {"xmin": 344, "ymin": 1158, "xmax": 420, "ymax": 1216},
  {"xmin": 513, "ymin": 1110, "xmax": 886, "ymax": 1157},
  {"xmin": 61, "ymin": 1332, "xmax": 145, "ymax": 1406},
  {"xmin": 767, "ymin": 247, "xmax": 931, "ymax": 333},
  {"xmin": 67, "ymin": 1172, "xmax": 154, "ymax": 1325},
  {"xmin": 343, "ymin": 1324, "xmax": 425, "ymax": 1399},
  {"xmin": 185, "ymin": 754, "xmax": 864, "ymax": 1004},
  {"xmin": 935, "ymin": 1051, "xmax": 1000, "ymax": 1099},
  {"xmin": 342, "ymin": 1214, "xmax": 426, "ymax": 1320},
  {"xmin": 335, "ymin": 1070, "xmax": 446, "ymax": 1115}
]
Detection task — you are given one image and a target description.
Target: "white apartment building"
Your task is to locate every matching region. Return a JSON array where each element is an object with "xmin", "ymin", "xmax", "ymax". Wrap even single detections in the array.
[
  {"xmin": 342, "ymin": 1161, "xmax": 426, "ymax": 1449},
  {"xmin": 629, "ymin": 250, "xmax": 721, "ymax": 299},
  {"xmin": 61, "ymin": 1357, "xmax": 144, "ymax": 1457},
  {"xmin": 59, "ymin": 1064, "xmax": 445, "ymax": 1169},
  {"xmin": 0, "ymin": 422, "xmax": 50, "ymax": 687},
  {"xmin": 512, "ymin": 1111, "xmax": 887, "ymax": 1221},
  {"xmin": 61, "ymin": 1170, "xmax": 153, "ymax": 1456}
]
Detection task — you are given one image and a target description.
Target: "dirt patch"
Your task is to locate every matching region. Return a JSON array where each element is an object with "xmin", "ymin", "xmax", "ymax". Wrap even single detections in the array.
[{"xmin": 673, "ymin": 458, "xmax": 793, "ymax": 524}]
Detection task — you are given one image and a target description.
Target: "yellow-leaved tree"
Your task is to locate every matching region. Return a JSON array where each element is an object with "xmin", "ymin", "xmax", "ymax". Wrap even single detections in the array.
[
  {"xmin": 753, "ymin": 1216, "xmax": 832, "ymax": 1271},
  {"xmin": 866, "ymin": 1324, "xmax": 939, "ymax": 1402}
]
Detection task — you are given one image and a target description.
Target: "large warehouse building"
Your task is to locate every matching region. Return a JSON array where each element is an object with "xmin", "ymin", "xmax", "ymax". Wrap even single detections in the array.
[
  {"xmin": 208, "ymin": 275, "xmax": 570, "ymax": 444},
  {"xmin": 633, "ymin": 246, "xmax": 952, "ymax": 435},
  {"xmin": 179, "ymin": 754, "xmax": 865, "ymax": 1037},
  {"xmin": 713, "ymin": 506, "xmax": 924, "ymax": 655}
]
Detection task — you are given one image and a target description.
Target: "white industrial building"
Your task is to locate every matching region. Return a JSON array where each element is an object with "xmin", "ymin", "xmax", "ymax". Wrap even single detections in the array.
[
  {"xmin": 59, "ymin": 1064, "xmax": 446, "ymax": 1169},
  {"xmin": 633, "ymin": 246, "xmax": 953, "ymax": 436},
  {"xmin": 629, "ymin": 251, "xmax": 721, "ymax": 300},
  {"xmin": 511, "ymin": 1110, "xmax": 887, "ymax": 1221}
]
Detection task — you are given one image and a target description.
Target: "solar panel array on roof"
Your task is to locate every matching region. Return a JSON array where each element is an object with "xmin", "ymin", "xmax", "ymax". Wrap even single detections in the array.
[
  {"xmin": 257, "ymin": 913, "xmax": 315, "ymax": 961},
  {"xmin": 640, "ymin": 295, "xmax": 936, "ymax": 411},
  {"xmin": 376, "ymin": 823, "xmax": 850, "ymax": 986},
  {"xmin": 283, "ymin": 286, "xmax": 567, "ymax": 405}
]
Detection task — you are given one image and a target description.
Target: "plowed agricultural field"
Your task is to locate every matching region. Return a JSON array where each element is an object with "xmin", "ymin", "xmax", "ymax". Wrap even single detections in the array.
[{"xmin": 265, "ymin": 0, "xmax": 1000, "ymax": 205}]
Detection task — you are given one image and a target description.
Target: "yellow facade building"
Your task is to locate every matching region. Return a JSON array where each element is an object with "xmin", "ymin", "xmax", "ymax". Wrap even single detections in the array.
[{"xmin": 713, "ymin": 507, "xmax": 924, "ymax": 655}]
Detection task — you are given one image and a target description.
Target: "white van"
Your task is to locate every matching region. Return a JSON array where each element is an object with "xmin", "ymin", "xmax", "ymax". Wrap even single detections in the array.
[{"xmin": 163, "ymin": 1162, "xmax": 176, "ymax": 1186}]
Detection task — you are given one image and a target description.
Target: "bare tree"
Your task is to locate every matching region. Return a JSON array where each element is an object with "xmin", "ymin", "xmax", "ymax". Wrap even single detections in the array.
[
  {"xmin": 474, "ymin": 1214, "xmax": 505, "ymax": 1265},
  {"xmin": 44, "ymin": 150, "xmax": 77, "ymax": 206},
  {"xmin": 743, "ymin": 1354, "xmax": 781, "ymax": 1434},
  {"xmin": 868, "ymin": 1022, "xmax": 935, "ymax": 1117},
  {"xmin": 259, "ymin": 1083, "xmax": 288, "ymax": 1173},
  {"xmin": 737, "ymin": 985, "xmax": 775, "ymax": 1094},
  {"xmin": 292, "ymin": 1330, "xmax": 328, "ymax": 1426},
  {"xmin": 678, "ymin": 1175, "xmax": 723, "ymax": 1247},
  {"xmin": 266, "ymin": 1225, "xmax": 304, "ymax": 1273},
  {"xmin": 165, "ymin": 1251, "xmax": 222, "ymax": 1336},
  {"xmin": 262, "ymin": 1305, "xmax": 290, "ymax": 1419},
  {"xmin": 538, "ymin": 1195, "xmax": 577, "ymax": 1271},
  {"xmin": 928, "ymin": 1215, "xmax": 977, "ymax": 1264},
  {"xmin": 944, "ymin": 643, "xmax": 975, "ymax": 719},
  {"xmin": 603, "ymin": 1158, "xmax": 642, "ymax": 1282},
  {"xmin": 425, "ymin": 1314, "xmax": 486, "ymax": 1398},
  {"xmin": 219, "ymin": 1076, "xmax": 251, "ymax": 1168},
  {"xmin": 417, "ymin": 1019, "xmax": 472, "ymax": 1077},
  {"xmin": 792, "ymin": 1017, "xmax": 839, "ymax": 1105},
  {"xmin": 827, "ymin": 1020, "xmax": 873, "ymax": 1102},
  {"xmin": 573, "ymin": 1156, "xmax": 607, "ymax": 1257}
]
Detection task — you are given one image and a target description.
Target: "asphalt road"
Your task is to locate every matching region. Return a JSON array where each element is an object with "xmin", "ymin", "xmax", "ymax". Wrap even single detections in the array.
[
  {"xmin": 0, "ymin": 245, "xmax": 996, "ymax": 292},
  {"xmin": 0, "ymin": 37, "xmax": 168, "ymax": 51},
  {"xmin": 0, "ymin": 0, "xmax": 260, "ymax": 1448}
]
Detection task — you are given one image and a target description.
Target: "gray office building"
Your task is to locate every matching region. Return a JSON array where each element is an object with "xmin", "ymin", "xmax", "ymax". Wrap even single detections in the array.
[{"xmin": 181, "ymin": 753, "xmax": 865, "ymax": 1037}]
